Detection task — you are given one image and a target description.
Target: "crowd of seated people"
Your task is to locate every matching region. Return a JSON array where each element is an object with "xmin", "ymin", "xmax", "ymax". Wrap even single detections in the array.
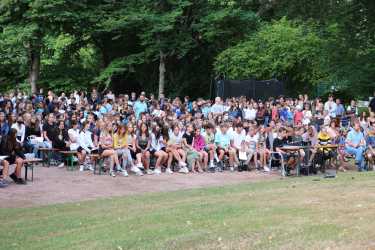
[{"xmin": 0, "ymin": 88, "xmax": 374, "ymax": 188}]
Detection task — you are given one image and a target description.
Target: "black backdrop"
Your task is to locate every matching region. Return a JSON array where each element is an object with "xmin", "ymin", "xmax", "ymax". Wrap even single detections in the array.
[{"xmin": 211, "ymin": 79, "xmax": 284, "ymax": 100}]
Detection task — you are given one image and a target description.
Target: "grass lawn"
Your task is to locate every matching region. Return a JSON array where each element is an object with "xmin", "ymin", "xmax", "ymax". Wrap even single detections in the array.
[{"xmin": 2, "ymin": 172, "xmax": 375, "ymax": 250}]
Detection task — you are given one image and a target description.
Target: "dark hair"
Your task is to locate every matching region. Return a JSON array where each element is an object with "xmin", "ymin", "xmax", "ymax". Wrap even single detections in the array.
[
  {"xmin": 140, "ymin": 122, "xmax": 149, "ymax": 137},
  {"xmin": 152, "ymin": 124, "xmax": 161, "ymax": 139},
  {"xmin": 235, "ymin": 122, "xmax": 243, "ymax": 128}
]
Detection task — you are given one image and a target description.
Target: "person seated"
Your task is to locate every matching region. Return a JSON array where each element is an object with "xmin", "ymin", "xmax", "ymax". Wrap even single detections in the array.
[
  {"xmin": 0, "ymin": 128, "xmax": 26, "ymax": 184},
  {"xmin": 98, "ymin": 124, "xmax": 122, "ymax": 177},
  {"xmin": 315, "ymin": 126, "xmax": 336, "ymax": 171},
  {"xmin": 214, "ymin": 123, "xmax": 235, "ymax": 170},
  {"xmin": 25, "ymin": 116, "xmax": 46, "ymax": 157},
  {"xmin": 182, "ymin": 123, "xmax": 202, "ymax": 173},
  {"xmin": 202, "ymin": 123, "xmax": 216, "ymax": 169},
  {"xmin": 257, "ymin": 126, "xmax": 271, "ymax": 172},
  {"xmin": 273, "ymin": 128, "xmax": 298, "ymax": 175},
  {"xmin": 345, "ymin": 121, "xmax": 367, "ymax": 171},
  {"xmin": 125, "ymin": 123, "xmax": 143, "ymax": 175},
  {"xmin": 42, "ymin": 113, "xmax": 56, "ymax": 149},
  {"xmin": 167, "ymin": 124, "xmax": 188, "ymax": 173},
  {"xmin": 0, "ymin": 159, "xmax": 10, "ymax": 188},
  {"xmin": 193, "ymin": 126, "xmax": 208, "ymax": 171},
  {"xmin": 135, "ymin": 122, "xmax": 152, "ymax": 174},
  {"xmin": 365, "ymin": 122, "xmax": 375, "ymax": 170},
  {"xmin": 229, "ymin": 123, "xmax": 246, "ymax": 171},
  {"xmin": 150, "ymin": 124, "xmax": 169, "ymax": 174},
  {"xmin": 244, "ymin": 128, "xmax": 259, "ymax": 169},
  {"xmin": 112, "ymin": 124, "xmax": 130, "ymax": 176},
  {"xmin": 68, "ymin": 121, "xmax": 86, "ymax": 169}
]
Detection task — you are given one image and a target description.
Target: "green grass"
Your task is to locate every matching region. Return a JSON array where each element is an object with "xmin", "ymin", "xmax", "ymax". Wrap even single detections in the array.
[{"xmin": 2, "ymin": 173, "xmax": 375, "ymax": 250}]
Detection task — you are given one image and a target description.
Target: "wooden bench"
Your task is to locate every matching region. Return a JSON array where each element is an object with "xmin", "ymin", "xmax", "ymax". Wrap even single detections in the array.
[
  {"xmin": 60, "ymin": 151, "xmax": 78, "ymax": 171},
  {"xmin": 24, "ymin": 158, "xmax": 43, "ymax": 182},
  {"xmin": 38, "ymin": 148, "xmax": 58, "ymax": 167}
]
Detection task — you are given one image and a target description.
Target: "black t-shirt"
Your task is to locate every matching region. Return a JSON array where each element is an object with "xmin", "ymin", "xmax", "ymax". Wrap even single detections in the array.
[
  {"xmin": 25, "ymin": 126, "xmax": 42, "ymax": 138},
  {"xmin": 183, "ymin": 132, "xmax": 194, "ymax": 145},
  {"xmin": 273, "ymin": 137, "xmax": 288, "ymax": 151},
  {"xmin": 43, "ymin": 123, "xmax": 58, "ymax": 141}
]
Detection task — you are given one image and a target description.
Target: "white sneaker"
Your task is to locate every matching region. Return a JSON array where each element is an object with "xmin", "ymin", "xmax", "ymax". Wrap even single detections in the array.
[
  {"xmin": 146, "ymin": 169, "xmax": 154, "ymax": 175},
  {"xmin": 122, "ymin": 170, "xmax": 129, "ymax": 177},
  {"xmin": 209, "ymin": 162, "xmax": 215, "ymax": 169},
  {"xmin": 153, "ymin": 168, "xmax": 162, "ymax": 175},
  {"xmin": 230, "ymin": 166, "xmax": 234, "ymax": 172},
  {"xmin": 109, "ymin": 170, "xmax": 116, "ymax": 177},
  {"xmin": 178, "ymin": 161, "xmax": 187, "ymax": 167},
  {"xmin": 178, "ymin": 167, "xmax": 186, "ymax": 173},
  {"xmin": 137, "ymin": 163, "xmax": 144, "ymax": 170},
  {"xmin": 116, "ymin": 165, "xmax": 123, "ymax": 172},
  {"xmin": 86, "ymin": 164, "xmax": 94, "ymax": 171},
  {"xmin": 165, "ymin": 167, "xmax": 173, "ymax": 174},
  {"xmin": 263, "ymin": 166, "xmax": 271, "ymax": 172},
  {"xmin": 179, "ymin": 166, "xmax": 189, "ymax": 174},
  {"xmin": 79, "ymin": 165, "xmax": 84, "ymax": 172},
  {"xmin": 72, "ymin": 156, "xmax": 78, "ymax": 162},
  {"xmin": 57, "ymin": 163, "xmax": 65, "ymax": 168},
  {"xmin": 131, "ymin": 166, "xmax": 143, "ymax": 176}
]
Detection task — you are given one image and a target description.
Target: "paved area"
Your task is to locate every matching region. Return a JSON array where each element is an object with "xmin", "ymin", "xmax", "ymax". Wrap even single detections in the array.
[{"xmin": 0, "ymin": 165, "xmax": 280, "ymax": 208}]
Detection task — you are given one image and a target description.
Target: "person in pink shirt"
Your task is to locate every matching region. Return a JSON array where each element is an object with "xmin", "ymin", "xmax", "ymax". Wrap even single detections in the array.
[
  {"xmin": 294, "ymin": 106, "xmax": 303, "ymax": 125},
  {"xmin": 271, "ymin": 103, "xmax": 279, "ymax": 121},
  {"xmin": 193, "ymin": 127, "xmax": 208, "ymax": 171}
]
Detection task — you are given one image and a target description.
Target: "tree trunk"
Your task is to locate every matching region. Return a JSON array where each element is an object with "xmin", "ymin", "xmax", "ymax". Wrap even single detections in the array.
[
  {"xmin": 28, "ymin": 43, "xmax": 41, "ymax": 94},
  {"xmin": 158, "ymin": 50, "xmax": 166, "ymax": 98}
]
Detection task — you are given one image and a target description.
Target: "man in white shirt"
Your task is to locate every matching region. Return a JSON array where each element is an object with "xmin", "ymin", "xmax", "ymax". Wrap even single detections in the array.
[
  {"xmin": 230, "ymin": 123, "xmax": 246, "ymax": 169},
  {"xmin": 243, "ymin": 104, "xmax": 257, "ymax": 121},
  {"xmin": 324, "ymin": 95, "xmax": 337, "ymax": 118},
  {"xmin": 210, "ymin": 97, "xmax": 225, "ymax": 116}
]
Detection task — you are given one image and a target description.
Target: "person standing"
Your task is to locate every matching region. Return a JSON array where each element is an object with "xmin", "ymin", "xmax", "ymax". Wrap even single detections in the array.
[
  {"xmin": 133, "ymin": 94, "xmax": 148, "ymax": 120},
  {"xmin": 324, "ymin": 95, "xmax": 337, "ymax": 119}
]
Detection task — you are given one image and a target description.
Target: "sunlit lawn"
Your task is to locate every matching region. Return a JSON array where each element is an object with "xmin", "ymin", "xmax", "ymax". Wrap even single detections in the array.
[{"xmin": 1, "ymin": 172, "xmax": 375, "ymax": 250}]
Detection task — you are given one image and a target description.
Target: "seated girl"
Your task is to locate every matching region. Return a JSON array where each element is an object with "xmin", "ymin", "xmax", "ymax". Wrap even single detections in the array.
[
  {"xmin": 112, "ymin": 124, "xmax": 129, "ymax": 177},
  {"xmin": 167, "ymin": 124, "xmax": 187, "ymax": 173},
  {"xmin": 125, "ymin": 124, "xmax": 143, "ymax": 176},
  {"xmin": 136, "ymin": 122, "xmax": 152, "ymax": 175},
  {"xmin": 193, "ymin": 126, "xmax": 208, "ymax": 171},
  {"xmin": 182, "ymin": 124, "xmax": 202, "ymax": 173},
  {"xmin": 0, "ymin": 128, "xmax": 26, "ymax": 184},
  {"xmin": 150, "ymin": 124, "xmax": 169, "ymax": 174},
  {"xmin": 98, "ymin": 124, "xmax": 123, "ymax": 177}
]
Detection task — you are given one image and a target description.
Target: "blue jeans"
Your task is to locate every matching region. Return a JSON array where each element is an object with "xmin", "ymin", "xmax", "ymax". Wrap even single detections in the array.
[{"xmin": 345, "ymin": 146, "xmax": 365, "ymax": 170}]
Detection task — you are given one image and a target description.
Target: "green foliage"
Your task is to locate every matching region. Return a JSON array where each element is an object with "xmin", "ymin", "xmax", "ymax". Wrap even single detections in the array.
[
  {"xmin": 0, "ymin": 0, "xmax": 374, "ymax": 97},
  {"xmin": 215, "ymin": 18, "xmax": 325, "ymax": 94}
]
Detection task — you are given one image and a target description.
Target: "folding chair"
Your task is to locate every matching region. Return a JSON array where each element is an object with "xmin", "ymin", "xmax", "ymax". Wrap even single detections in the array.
[{"xmin": 268, "ymin": 151, "xmax": 286, "ymax": 176}]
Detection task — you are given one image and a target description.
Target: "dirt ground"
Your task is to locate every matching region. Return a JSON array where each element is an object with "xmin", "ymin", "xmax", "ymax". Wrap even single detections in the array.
[{"xmin": 0, "ymin": 165, "xmax": 280, "ymax": 208}]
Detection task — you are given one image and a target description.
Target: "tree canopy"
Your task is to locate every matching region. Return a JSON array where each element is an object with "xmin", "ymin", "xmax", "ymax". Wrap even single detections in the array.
[{"xmin": 0, "ymin": 0, "xmax": 374, "ymax": 98}]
